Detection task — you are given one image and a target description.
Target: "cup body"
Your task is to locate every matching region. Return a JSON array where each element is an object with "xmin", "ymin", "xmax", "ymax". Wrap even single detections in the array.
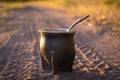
[{"xmin": 39, "ymin": 31, "xmax": 75, "ymax": 74}]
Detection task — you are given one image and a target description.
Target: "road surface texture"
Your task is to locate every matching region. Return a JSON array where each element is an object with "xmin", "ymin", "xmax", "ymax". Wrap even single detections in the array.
[{"xmin": 0, "ymin": 6, "xmax": 120, "ymax": 80}]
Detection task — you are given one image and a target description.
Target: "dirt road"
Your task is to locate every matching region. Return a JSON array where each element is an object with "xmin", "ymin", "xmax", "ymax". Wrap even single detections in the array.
[{"xmin": 0, "ymin": 6, "xmax": 120, "ymax": 80}]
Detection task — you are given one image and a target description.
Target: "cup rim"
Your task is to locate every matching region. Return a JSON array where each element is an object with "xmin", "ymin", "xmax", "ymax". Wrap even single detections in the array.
[{"xmin": 38, "ymin": 28, "xmax": 76, "ymax": 33}]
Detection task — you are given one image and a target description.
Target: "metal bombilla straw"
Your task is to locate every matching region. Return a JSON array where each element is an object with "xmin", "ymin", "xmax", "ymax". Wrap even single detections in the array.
[{"xmin": 67, "ymin": 15, "xmax": 90, "ymax": 32}]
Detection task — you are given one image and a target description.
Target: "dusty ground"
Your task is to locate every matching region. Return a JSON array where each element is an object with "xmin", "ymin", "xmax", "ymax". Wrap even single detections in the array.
[{"xmin": 0, "ymin": 6, "xmax": 120, "ymax": 80}]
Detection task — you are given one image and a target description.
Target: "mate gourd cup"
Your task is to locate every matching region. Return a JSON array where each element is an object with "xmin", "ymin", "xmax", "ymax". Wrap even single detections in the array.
[{"xmin": 39, "ymin": 29, "xmax": 75, "ymax": 74}]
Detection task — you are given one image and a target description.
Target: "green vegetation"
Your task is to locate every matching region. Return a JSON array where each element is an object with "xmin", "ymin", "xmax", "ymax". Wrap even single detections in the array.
[
  {"xmin": 104, "ymin": 0, "xmax": 116, "ymax": 5},
  {"xmin": 104, "ymin": 0, "xmax": 120, "ymax": 7},
  {"xmin": 0, "ymin": 0, "xmax": 120, "ymax": 27},
  {"xmin": 116, "ymin": 28, "xmax": 120, "ymax": 32}
]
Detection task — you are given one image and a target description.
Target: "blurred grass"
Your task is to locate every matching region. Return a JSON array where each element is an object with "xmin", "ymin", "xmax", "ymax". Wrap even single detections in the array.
[
  {"xmin": 116, "ymin": 28, "xmax": 120, "ymax": 32},
  {"xmin": 0, "ymin": 2, "xmax": 25, "ymax": 18},
  {"xmin": 0, "ymin": 0, "xmax": 120, "ymax": 26}
]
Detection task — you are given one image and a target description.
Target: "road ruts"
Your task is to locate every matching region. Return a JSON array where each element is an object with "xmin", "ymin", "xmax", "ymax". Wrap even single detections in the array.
[
  {"xmin": 0, "ymin": 7, "xmax": 43, "ymax": 80},
  {"xmin": 0, "ymin": 6, "xmax": 120, "ymax": 80},
  {"xmin": 73, "ymin": 33, "xmax": 120, "ymax": 80},
  {"xmin": 0, "ymin": 6, "xmax": 69, "ymax": 80}
]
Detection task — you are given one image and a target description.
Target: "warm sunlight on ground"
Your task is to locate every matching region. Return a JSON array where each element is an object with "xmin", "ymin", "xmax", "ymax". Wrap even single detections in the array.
[{"xmin": 0, "ymin": 0, "xmax": 120, "ymax": 80}]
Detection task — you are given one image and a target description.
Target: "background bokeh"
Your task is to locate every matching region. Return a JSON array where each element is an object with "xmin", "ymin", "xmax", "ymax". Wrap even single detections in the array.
[{"xmin": 0, "ymin": 0, "xmax": 120, "ymax": 27}]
